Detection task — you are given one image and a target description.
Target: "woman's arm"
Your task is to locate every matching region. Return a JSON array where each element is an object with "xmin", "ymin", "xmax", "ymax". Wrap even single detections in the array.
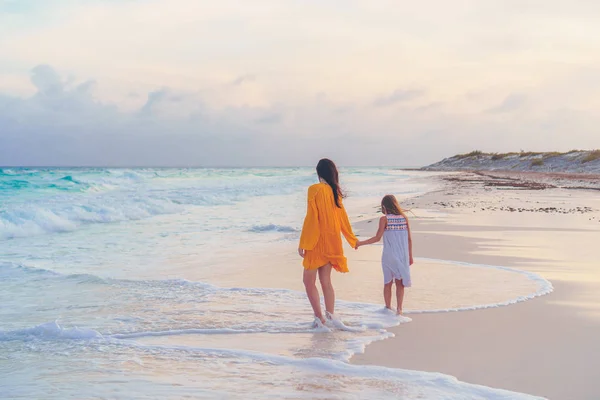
[
  {"xmin": 298, "ymin": 186, "xmax": 320, "ymax": 257},
  {"xmin": 356, "ymin": 216, "xmax": 387, "ymax": 247},
  {"xmin": 340, "ymin": 202, "xmax": 358, "ymax": 249}
]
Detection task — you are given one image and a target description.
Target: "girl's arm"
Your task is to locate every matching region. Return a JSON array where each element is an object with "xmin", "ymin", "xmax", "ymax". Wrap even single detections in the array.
[
  {"xmin": 356, "ymin": 216, "xmax": 387, "ymax": 248},
  {"xmin": 405, "ymin": 215, "xmax": 414, "ymax": 265}
]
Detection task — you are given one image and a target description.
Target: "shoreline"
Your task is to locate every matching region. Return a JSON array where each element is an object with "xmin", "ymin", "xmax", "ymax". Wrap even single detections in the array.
[
  {"xmin": 352, "ymin": 171, "xmax": 600, "ymax": 399},
  {"xmin": 401, "ymin": 168, "xmax": 600, "ymax": 190}
]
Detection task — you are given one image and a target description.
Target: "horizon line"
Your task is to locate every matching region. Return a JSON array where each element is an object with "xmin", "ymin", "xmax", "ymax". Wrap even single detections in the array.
[{"xmin": 0, "ymin": 165, "xmax": 424, "ymax": 169}]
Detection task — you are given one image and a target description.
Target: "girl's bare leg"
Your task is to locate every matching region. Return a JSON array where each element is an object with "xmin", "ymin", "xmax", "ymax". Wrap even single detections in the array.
[
  {"xmin": 395, "ymin": 279, "xmax": 405, "ymax": 315},
  {"xmin": 303, "ymin": 268, "xmax": 325, "ymax": 324},
  {"xmin": 318, "ymin": 263, "xmax": 335, "ymax": 315},
  {"xmin": 383, "ymin": 281, "xmax": 393, "ymax": 310}
]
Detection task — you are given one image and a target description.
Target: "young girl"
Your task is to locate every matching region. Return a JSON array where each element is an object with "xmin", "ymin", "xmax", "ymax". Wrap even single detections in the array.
[{"xmin": 356, "ymin": 194, "xmax": 413, "ymax": 315}]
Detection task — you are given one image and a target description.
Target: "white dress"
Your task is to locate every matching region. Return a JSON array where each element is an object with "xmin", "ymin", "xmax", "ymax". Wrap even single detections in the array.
[{"xmin": 381, "ymin": 214, "xmax": 411, "ymax": 286}]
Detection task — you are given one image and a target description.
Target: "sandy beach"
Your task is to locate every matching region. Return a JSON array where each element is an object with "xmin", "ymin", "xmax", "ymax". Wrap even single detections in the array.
[{"xmin": 352, "ymin": 171, "xmax": 600, "ymax": 400}]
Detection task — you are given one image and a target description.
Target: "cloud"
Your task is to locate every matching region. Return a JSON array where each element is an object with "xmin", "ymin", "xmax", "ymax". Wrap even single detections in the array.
[
  {"xmin": 373, "ymin": 89, "xmax": 424, "ymax": 107},
  {"xmin": 0, "ymin": 0, "xmax": 595, "ymax": 168},
  {"xmin": 140, "ymin": 88, "xmax": 169, "ymax": 115},
  {"xmin": 232, "ymin": 74, "xmax": 257, "ymax": 86},
  {"xmin": 487, "ymin": 93, "xmax": 528, "ymax": 113},
  {"xmin": 414, "ymin": 102, "xmax": 444, "ymax": 113},
  {"xmin": 30, "ymin": 64, "xmax": 63, "ymax": 94},
  {"xmin": 255, "ymin": 111, "xmax": 282, "ymax": 124},
  {"xmin": 1, "ymin": 64, "xmax": 599, "ymax": 168},
  {"xmin": 0, "ymin": 65, "xmax": 305, "ymax": 166}
]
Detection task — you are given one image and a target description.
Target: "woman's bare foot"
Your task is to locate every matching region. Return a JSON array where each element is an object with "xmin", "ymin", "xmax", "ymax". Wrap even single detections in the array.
[{"xmin": 396, "ymin": 309, "xmax": 403, "ymax": 316}]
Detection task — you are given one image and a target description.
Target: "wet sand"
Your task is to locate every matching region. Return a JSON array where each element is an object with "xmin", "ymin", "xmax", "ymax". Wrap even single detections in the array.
[{"xmin": 352, "ymin": 172, "xmax": 600, "ymax": 399}]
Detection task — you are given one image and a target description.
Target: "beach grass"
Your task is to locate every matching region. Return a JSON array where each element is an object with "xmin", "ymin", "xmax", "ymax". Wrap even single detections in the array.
[
  {"xmin": 451, "ymin": 150, "xmax": 599, "ymax": 161},
  {"xmin": 519, "ymin": 151, "xmax": 542, "ymax": 158},
  {"xmin": 455, "ymin": 150, "xmax": 484, "ymax": 159},
  {"xmin": 542, "ymin": 152, "xmax": 562, "ymax": 159},
  {"xmin": 582, "ymin": 150, "xmax": 600, "ymax": 163}
]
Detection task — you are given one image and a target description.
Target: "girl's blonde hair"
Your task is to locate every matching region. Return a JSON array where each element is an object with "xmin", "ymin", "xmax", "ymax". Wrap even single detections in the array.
[{"xmin": 381, "ymin": 194, "xmax": 409, "ymax": 219}]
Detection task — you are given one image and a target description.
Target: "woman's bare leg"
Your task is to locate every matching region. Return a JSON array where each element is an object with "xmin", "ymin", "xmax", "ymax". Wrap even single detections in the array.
[
  {"xmin": 395, "ymin": 279, "xmax": 405, "ymax": 315},
  {"xmin": 303, "ymin": 268, "xmax": 325, "ymax": 323},
  {"xmin": 318, "ymin": 263, "xmax": 335, "ymax": 315},
  {"xmin": 383, "ymin": 281, "xmax": 393, "ymax": 310}
]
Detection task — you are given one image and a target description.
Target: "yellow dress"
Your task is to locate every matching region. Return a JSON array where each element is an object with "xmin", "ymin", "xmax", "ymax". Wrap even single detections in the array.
[{"xmin": 299, "ymin": 183, "xmax": 358, "ymax": 273}]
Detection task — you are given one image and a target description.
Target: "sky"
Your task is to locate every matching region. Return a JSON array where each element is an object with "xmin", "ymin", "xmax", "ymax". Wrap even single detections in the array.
[{"xmin": 0, "ymin": 0, "xmax": 599, "ymax": 167}]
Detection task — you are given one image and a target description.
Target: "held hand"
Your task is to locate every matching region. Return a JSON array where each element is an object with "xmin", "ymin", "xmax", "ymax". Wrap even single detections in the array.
[
  {"xmin": 355, "ymin": 241, "xmax": 362, "ymax": 250},
  {"xmin": 298, "ymin": 248, "xmax": 305, "ymax": 258}
]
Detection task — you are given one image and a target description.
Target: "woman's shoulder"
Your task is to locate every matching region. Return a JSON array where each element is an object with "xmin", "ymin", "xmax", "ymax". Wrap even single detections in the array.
[
  {"xmin": 307, "ymin": 182, "xmax": 328, "ymax": 195},
  {"xmin": 308, "ymin": 182, "xmax": 327, "ymax": 189}
]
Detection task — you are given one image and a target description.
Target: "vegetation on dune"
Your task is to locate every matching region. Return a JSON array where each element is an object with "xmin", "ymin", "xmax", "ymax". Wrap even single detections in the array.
[
  {"xmin": 429, "ymin": 149, "xmax": 600, "ymax": 172},
  {"xmin": 518, "ymin": 151, "xmax": 542, "ymax": 158},
  {"xmin": 542, "ymin": 152, "xmax": 562, "ymax": 159},
  {"xmin": 450, "ymin": 150, "xmax": 600, "ymax": 162},
  {"xmin": 455, "ymin": 150, "xmax": 484, "ymax": 159},
  {"xmin": 491, "ymin": 152, "xmax": 520, "ymax": 160},
  {"xmin": 582, "ymin": 150, "xmax": 600, "ymax": 163}
]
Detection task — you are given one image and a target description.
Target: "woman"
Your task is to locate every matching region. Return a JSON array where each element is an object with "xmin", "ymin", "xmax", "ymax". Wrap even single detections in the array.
[{"xmin": 298, "ymin": 158, "xmax": 358, "ymax": 327}]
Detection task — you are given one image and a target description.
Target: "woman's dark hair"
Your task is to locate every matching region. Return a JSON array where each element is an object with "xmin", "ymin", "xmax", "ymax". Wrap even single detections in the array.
[{"xmin": 316, "ymin": 158, "xmax": 344, "ymax": 208}]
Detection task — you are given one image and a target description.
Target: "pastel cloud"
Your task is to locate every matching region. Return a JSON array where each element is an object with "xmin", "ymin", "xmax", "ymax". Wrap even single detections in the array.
[
  {"xmin": 488, "ymin": 94, "xmax": 528, "ymax": 113},
  {"xmin": 373, "ymin": 90, "xmax": 425, "ymax": 107},
  {"xmin": 0, "ymin": 0, "xmax": 599, "ymax": 166}
]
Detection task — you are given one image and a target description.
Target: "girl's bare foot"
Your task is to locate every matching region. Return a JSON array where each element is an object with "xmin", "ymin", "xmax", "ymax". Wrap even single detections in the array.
[{"xmin": 396, "ymin": 309, "xmax": 403, "ymax": 316}]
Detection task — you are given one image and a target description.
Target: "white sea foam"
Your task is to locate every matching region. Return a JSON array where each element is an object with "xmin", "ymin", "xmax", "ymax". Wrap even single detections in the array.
[
  {"xmin": 0, "ymin": 198, "xmax": 184, "ymax": 239},
  {"xmin": 0, "ymin": 168, "xmax": 310, "ymax": 239},
  {"xmin": 108, "ymin": 341, "xmax": 546, "ymax": 399},
  {"xmin": 110, "ymin": 327, "xmax": 264, "ymax": 339},
  {"xmin": 248, "ymin": 224, "xmax": 299, "ymax": 233},
  {"xmin": 1, "ymin": 317, "xmax": 545, "ymax": 398},
  {"xmin": 0, "ymin": 321, "xmax": 103, "ymax": 341}
]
